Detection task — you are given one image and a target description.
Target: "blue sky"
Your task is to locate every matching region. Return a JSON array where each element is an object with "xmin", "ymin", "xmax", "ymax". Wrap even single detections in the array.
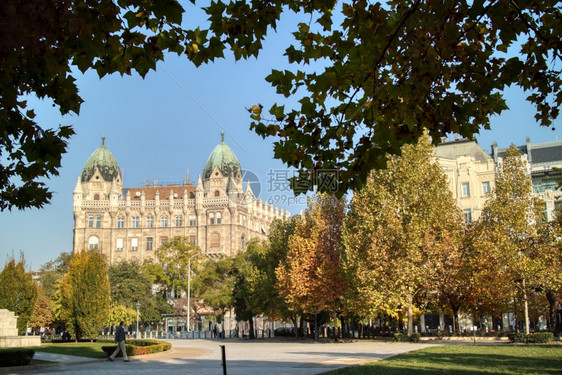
[{"xmin": 1, "ymin": 8, "xmax": 561, "ymax": 270}]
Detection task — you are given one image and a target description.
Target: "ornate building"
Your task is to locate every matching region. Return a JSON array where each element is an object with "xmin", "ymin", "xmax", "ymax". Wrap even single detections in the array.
[
  {"xmin": 73, "ymin": 133, "xmax": 289, "ymax": 263},
  {"xmin": 435, "ymin": 138, "xmax": 496, "ymax": 223}
]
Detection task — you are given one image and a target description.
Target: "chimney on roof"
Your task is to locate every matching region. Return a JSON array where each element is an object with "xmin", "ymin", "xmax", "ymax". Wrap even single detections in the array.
[
  {"xmin": 526, "ymin": 136, "xmax": 532, "ymax": 164},
  {"xmin": 492, "ymin": 141, "xmax": 498, "ymax": 163}
]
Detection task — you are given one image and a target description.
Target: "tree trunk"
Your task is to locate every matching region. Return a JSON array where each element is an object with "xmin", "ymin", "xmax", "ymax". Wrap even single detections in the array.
[
  {"xmin": 248, "ymin": 318, "xmax": 255, "ymax": 339},
  {"xmin": 546, "ymin": 290, "xmax": 557, "ymax": 332},
  {"xmin": 290, "ymin": 316, "xmax": 299, "ymax": 338},
  {"xmin": 449, "ymin": 297, "xmax": 461, "ymax": 333},
  {"xmin": 522, "ymin": 279, "xmax": 530, "ymax": 334},
  {"xmin": 513, "ymin": 296, "xmax": 518, "ymax": 331},
  {"xmin": 407, "ymin": 293, "xmax": 414, "ymax": 336},
  {"xmin": 299, "ymin": 316, "xmax": 306, "ymax": 337}
]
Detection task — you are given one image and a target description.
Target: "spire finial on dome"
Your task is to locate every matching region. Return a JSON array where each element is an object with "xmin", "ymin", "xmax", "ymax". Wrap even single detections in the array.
[
  {"xmin": 102, "ymin": 135, "xmax": 105, "ymax": 146},
  {"xmin": 221, "ymin": 131, "xmax": 225, "ymax": 143}
]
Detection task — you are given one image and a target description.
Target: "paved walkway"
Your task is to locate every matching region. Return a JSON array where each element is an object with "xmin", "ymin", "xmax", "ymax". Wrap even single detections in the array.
[{"xmin": 2, "ymin": 339, "xmax": 436, "ymax": 375}]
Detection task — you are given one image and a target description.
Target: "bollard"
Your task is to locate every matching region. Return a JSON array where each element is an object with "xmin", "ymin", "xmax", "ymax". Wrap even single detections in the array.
[{"xmin": 220, "ymin": 345, "xmax": 227, "ymax": 375}]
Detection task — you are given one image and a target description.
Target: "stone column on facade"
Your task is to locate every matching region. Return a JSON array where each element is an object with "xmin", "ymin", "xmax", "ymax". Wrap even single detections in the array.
[
  {"xmin": 183, "ymin": 189, "xmax": 189, "ymax": 212},
  {"xmin": 195, "ymin": 175, "xmax": 204, "ymax": 252},
  {"xmin": 109, "ymin": 178, "xmax": 119, "ymax": 209},
  {"xmin": 169, "ymin": 190, "xmax": 174, "ymax": 213}
]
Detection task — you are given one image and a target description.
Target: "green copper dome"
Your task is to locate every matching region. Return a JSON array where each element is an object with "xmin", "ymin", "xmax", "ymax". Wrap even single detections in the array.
[
  {"xmin": 203, "ymin": 132, "xmax": 241, "ymax": 179},
  {"xmin": 81, "ymin": 136, "xmax": 121, "ymax": 182}
]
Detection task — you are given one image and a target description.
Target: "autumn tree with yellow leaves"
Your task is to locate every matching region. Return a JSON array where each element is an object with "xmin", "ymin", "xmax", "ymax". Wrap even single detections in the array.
[
  {"xmin": 342, "ymin": 135, "xmax": 463, "ymax": 336},
  {"xmin": 476, "ymin": 146, "xmax": 551, "ymax": 334}
]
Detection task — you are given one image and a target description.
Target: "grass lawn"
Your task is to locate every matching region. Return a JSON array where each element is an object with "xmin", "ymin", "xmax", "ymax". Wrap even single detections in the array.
[
  {"xmin": 31, "ymin": 342, "xmax": 109, "ymax": 359},
  {"xmin": 325, "ymin": 345, "xmax": 562, "ymax": 375}
]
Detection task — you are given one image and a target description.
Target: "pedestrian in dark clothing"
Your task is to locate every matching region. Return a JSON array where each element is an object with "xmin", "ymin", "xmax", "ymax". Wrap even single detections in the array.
[{"xmin": 109, "ymin": 321, "xmax": 129, "ymax": 362}]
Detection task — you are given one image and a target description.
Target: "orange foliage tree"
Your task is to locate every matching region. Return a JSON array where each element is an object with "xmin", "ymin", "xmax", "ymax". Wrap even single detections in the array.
[{"xmin": 276, "ymin": 193, "xmax": 347, "ymax": 329}]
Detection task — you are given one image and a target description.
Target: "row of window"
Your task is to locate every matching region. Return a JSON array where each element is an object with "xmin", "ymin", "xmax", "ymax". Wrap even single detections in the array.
[
  {"xmin": 88, "ymin": 213, "xmax": 260, "ymax": 230},
  {"xmin": 89, "ymin": 236, "xmax": 189, "ymax": 251},
  {"xmin": 461, "ymin": 181, "xmax": 491, "ymax": 198},
  {"xmin": 87, "ymin": 233, "xmax": 247, "ymax": 251},
  {"xmin": 116, "ymin": 215, "xmax": 195, "ymax": 228}
]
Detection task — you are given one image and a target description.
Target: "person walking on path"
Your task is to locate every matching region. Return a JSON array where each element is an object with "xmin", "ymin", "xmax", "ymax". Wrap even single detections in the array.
[{"xmin": 109, "ymin": 321, "xmax": 129, "ymax": 362}]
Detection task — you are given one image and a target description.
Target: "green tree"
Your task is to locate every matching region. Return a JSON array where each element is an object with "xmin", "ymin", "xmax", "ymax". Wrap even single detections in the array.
[
  {"xmin": 0, "ymin": 0, "xmax": 186, "ymax": 210},
  {"xmin": 477, "ymin": 145, "xmax": 545, "ymax": 334},
  {"xmin": 106, "ymin": 305, "xmax": 137, "ymax": 327},
  {"xmin": 0, "ymin": 255, "xmax": 38, "ymax": 334},
  {"xmin": 108, "ymin": 260, "xmax": 172, "ymax": 324},
  {"xmin": 3, "ymin": 1, "xmax": 559, "ymax": 210},
  {"xmin": 276, "ymin": 194, "xmax": 347, "ymax": 331},
  {"xmin": 342, "ymin": 135, "xmax": 462, "ymax": 336},
  {"xmin": 58, "ymin": 250, "xmax": 110, "ymax": 341},
  {"xmin": 155, "ymin": 236, "xmax": 201, "ymax": 294},
  {"xmin": 195, "ymin": 256, "xmax": 236, "ymax": 322},
  {"xmin": 38, "ymin": 252, "xmax": 72, "ymax": 301},
  {"xmin": 247, "ymin": 218, "xmax": 297, "ymax": 323},
  {"xmin": 231, "ymin": 244, "xmax": 260, "ymax": 339},
  {"xmin": 250, "ymin": 0, "xmax": 561, "ymax": 197}
]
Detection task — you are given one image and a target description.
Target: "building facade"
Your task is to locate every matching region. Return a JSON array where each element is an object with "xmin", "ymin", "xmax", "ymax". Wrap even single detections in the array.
[
  {"xmin": 435, "ymin": 139, "xmax": 496, "ymax": 223},
  {"xmin": 492, "ymin": 137, "xmax": 562, "ymax": 221},
  {"xmin": 73, "ymin": 133, "xmax": 289, "ymax": 263}
]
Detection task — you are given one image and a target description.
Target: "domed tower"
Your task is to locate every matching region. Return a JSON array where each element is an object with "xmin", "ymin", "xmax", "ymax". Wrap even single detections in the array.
[
  {"xmin": 73, "ymin": 136, "xmax": 122, "ymax": 254},
  {"xmin": 79, "ymin": 136, "xmax": 122, "ymax": 200},
  {"xmin": 202, "ymin": 131, "xmax": 242, "ymax": 196}
]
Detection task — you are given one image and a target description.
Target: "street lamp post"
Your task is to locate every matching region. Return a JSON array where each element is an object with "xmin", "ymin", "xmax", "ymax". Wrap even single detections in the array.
[
  {"xmin": 136, "ymin": 301, "xmax": 141, "ymax": 339},
  {"xmin": 187, "ymin": 253, "xmax": 204, "ymax": 332}
]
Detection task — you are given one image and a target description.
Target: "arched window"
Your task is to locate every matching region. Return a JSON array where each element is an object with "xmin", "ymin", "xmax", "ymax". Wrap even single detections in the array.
[
  {"xmin": 210, "ymin": 233, "xmax": 220, "ymax": 248},
  {"xmin": 214, "ymin": 190, "xmax": 220, "ymax": 197},
  {"xmin": 241, "ymin": 235, "xmax": 245, "ymax": 249},
  {"xmin": 88, "ymin": 236, "xmax": 99, "ymax": 250},
  {"xmin": 161, "ymin": 216, "xmax": 168, "ymax": 227},
  {"xmin": 93, "ymin": 194, "xmax": 100, "ymax": 200}
]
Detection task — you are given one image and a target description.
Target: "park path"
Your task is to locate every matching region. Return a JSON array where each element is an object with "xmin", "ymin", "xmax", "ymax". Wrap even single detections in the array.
[{"xmin": 3, "ymin": 339, "xmax": 435, "ymax": 375}]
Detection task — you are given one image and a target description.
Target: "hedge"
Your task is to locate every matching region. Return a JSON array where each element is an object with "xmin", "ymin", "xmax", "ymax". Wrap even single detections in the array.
[
  {"xmin": 50, "ymin": 338, "xmax": 98, "ymax": 343},
  {"xmin": 393, "ymin": 333, "xmax": 421, "ymax": 343},
  {"xmin": 507, "ymin": 332, "xmax": 553, "ymax": 344},
  {"xmin": 101, "ymin": 339, "xmax": 171, "ymax": 357},
  {"xmin": 0, "ymin": 348, "xmax": 35, "ymax": 367}
]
